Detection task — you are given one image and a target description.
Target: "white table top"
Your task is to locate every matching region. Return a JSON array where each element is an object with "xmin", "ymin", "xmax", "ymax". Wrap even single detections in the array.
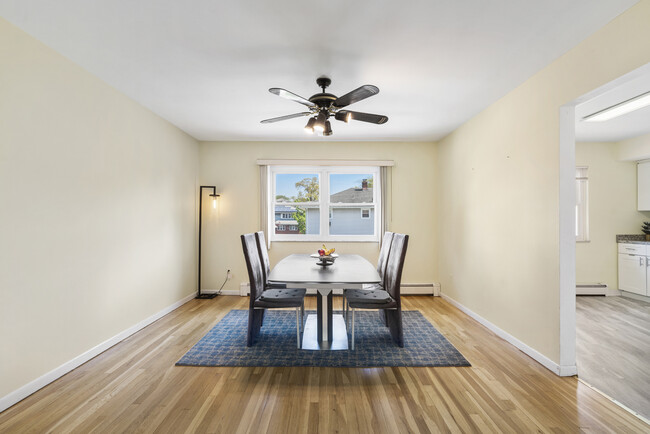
[{"xmin": 268, "ymin": 254, "xmax": 380, "ymax": 285}]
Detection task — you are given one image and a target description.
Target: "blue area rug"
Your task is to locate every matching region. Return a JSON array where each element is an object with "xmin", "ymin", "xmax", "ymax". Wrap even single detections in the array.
[{"xmin": 176, "ymin": 310, "xmax": 470, "ymax": 367}]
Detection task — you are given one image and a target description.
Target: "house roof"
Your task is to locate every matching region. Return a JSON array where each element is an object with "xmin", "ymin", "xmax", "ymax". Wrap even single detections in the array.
[
  {"xmin": 275, "ymin": 205, "xmax": 296, "ymax": 212},
  {"xmin": 330, "ymin": 188, "xmax": 373, "ymax": 204}
]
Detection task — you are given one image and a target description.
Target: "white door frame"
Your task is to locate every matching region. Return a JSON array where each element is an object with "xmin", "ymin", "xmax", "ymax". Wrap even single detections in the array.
[{"xmin": 558, "ymin": 62, "xmax": 650, "ymax": 375}]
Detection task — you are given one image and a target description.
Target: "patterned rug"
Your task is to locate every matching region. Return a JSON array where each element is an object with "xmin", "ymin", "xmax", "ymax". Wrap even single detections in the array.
[{"xmin": 176, "ymin": 310, "xmax": 470, "ymax": 368}]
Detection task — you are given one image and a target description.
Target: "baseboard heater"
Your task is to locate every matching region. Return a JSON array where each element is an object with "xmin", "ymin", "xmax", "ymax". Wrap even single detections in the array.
[
  {"xmin": 240, "ymin": 282, "xmax": 440, "ymax": 296},
  {"xmin": 576, "ymin": 283, "xmax": 607, "ymax": 296}
]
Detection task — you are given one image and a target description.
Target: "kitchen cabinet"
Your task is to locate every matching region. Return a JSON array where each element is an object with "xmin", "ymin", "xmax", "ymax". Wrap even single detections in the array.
[
  {"xmin": 638, "ymin": 161, "xmax": 650, "ymax": 211},
  {"xmin": 618, "ymin": 243, "xmax": 649, "ymax": 296}
]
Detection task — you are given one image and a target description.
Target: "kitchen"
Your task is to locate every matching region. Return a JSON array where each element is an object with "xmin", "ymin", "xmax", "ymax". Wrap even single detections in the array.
[{"xmin": 575, "ymin": 75, "xmax": 650, "ymax": 421}]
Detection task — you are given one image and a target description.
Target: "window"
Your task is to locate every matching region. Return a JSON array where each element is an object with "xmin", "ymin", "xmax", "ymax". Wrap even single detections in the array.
[
  {"xmin": 576, "ymin": 167, "xmax": 589, "ymax": 242},
  {"xmin": 270, "ymin": 166, "xmax": 380, "ymax": 241}
]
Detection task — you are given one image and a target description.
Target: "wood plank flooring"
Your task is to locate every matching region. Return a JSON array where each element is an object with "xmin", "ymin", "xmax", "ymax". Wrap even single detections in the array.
[
  {"xmin": 0, "ymin": 296, "xmax": 648, "ymax": 433},
  {"xmin": 576, "ymin": 295, "xmax": 650, "ymax": 420}
]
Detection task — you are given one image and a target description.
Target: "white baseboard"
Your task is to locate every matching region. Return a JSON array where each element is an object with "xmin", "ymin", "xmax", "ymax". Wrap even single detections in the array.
[
  {"xmin": 441, "ymin": 294, "xmax": 577, "ymax": 377},
  {"xmin": 201, "ymin": 289, "xmax": 240, "ymax": 296},
  {"xmin": 0, "ymin": 291, "xmax": 197, "ymax": 414},
  {"xmin": 620, "ymin": 290, "xmax": 650, "ymax": 302}
]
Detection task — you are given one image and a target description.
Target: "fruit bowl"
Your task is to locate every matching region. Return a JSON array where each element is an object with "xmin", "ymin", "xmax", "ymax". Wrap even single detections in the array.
[{"xmin": 310, "ymin": 253, "xmax": 339, "ymax": 266}]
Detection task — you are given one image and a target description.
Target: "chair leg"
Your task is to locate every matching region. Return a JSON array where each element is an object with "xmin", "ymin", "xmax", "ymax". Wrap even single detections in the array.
[
  {"xmin": 300, "ymin": 301, "xmax": 304, "ymax": 333},
  {"xmin": 296, "ymin": 307, "xmax": 301, "ymax": 349},
  {"xmin": 351, "ymin": 307, "xmax": 355, "ymax": 351}
]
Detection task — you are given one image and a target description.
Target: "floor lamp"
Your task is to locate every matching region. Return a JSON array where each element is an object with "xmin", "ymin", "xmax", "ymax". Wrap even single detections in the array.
[{"xmin": 197, "ymin": 185, "xmax": 220, "ymax": 299}]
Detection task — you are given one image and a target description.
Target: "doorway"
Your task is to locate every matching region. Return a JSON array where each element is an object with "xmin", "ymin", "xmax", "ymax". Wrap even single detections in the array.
[{"xmin": 560, "ymin": 62, "xmax": 650, "ymax": 421}]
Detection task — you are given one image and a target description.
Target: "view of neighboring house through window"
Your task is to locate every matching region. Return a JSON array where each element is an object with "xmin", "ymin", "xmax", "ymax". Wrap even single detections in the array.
[
  {"xmin": 270, "ymin": 166, "xmax": 380, "ymax": 241},
  {"xmin": 576, "ymin": 167, "xmax": 589, "ymax": 242}
]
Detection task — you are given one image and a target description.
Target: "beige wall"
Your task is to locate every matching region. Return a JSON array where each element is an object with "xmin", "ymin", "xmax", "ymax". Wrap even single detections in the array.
[
  {"xmin": 198, "ymin": 141, "xmax": 437, "ymax": 292},
  {"xmin": 436, "ymin": 1, "xmax": 650, "ymax": 364},
  {"xmin": 575, "ymin": 142, "xmax": 650, "ymax": 288},
  {"xmin": 0, "ymin": 18, "xmax": 199, "ymax": 399},
  {"xmin": 617, "ymin": 131, "xmax": 650, "ymax": 161}
]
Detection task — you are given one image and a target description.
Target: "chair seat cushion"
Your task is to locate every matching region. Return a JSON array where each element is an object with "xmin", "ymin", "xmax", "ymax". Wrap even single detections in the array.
[
  {"xmin": 345, "ymin": 288, "xmax": 393, "ymax": 304},
  {"xmin": 255, "ymin": 287, "xmax": 305, "ymax": 307}
]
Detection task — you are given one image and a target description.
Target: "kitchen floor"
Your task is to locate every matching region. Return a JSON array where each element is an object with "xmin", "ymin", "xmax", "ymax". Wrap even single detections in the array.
[{"xmin": 576, "ymin": 295, "xmax": 650, "ymax": 420}]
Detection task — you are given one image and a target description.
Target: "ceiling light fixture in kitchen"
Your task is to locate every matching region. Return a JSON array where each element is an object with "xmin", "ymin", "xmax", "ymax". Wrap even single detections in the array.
[{"xmin": 582, "ymin": 90, "xmax": 650, "ymax": 122}]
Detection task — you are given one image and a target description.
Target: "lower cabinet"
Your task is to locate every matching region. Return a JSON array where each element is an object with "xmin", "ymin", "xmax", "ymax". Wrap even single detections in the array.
[{"xmin": 618, "ymin": 243, "xmax": 649, "ymax": 296}]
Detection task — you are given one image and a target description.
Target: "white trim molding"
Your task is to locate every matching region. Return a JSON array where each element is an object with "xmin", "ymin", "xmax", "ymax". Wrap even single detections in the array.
[
  {"xmin": 0, "ymin": 291, "xmax": 197, "ymax": 413},
  {"xmin": 558, "ymin": 104, "xmax": 577, "ymax": 374},
  {"xmin": 441, "ymin": 294, "xmax": 577, "ymax": 377}
]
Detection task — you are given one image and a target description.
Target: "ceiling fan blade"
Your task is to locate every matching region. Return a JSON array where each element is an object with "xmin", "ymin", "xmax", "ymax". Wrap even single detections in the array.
[
  {"xmin": 333, "ymin": 85, "xmax": 379, "ymax": 108},
  {"xmin": 336, "ymin": 110, "xmax": 388, "ymax": 124},
  {"xmin": 269, "ymin": 88, "xmax": 317, "ymax": 108},
  {"xmin": 260, "ymin": 112, "xmax": 312, "ymax": 124}
]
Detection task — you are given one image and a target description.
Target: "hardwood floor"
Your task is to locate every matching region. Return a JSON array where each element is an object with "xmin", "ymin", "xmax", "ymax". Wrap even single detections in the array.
[
  {"xmin": 0, "ymin": 295, "xmax": 648, "ymax": 433},
  {"xmin": 576, "ymin": 295, "xmax": 650, "ymax": 421}
]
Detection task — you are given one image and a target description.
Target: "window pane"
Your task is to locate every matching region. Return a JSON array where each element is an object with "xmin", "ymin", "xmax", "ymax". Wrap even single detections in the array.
[
  {"xmin": 274, "ymin": 205, "xmax": 319, "ymax": 235},
  {"xmin": 275, "ymin": 174, "xmax": 319, "ymax": 202},
  {"xmin": 329, "ymin": 174, "xmax": 373, "ymax": 203},
  {"xmin": 329, "ymin": 206, "xmax": 374, "ymax": 235}
]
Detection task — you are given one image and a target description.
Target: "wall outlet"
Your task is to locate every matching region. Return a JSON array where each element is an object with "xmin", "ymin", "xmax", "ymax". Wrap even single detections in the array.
[{"xmin": 226, "ymin": 269, "xmax": 232, "ymax": 280}]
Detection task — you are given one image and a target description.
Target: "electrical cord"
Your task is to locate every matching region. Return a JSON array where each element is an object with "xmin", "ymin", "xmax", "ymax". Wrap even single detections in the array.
[
  {"xmin": 216, "ymin": 277, "xmax": 227, "ymax": 295},
  {"xmin": 217, "ymin": 270, "xmax": 230, "ymax": 295}
]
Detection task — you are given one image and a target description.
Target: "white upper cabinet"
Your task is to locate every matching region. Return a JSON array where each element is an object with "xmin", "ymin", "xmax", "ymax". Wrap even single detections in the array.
[{"xmin": 638, "ymin": 161, "xmax": 650, "ymax": 211}]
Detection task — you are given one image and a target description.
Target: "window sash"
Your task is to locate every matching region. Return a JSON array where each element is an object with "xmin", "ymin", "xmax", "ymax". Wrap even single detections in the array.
[{"xmin": 270, "ymin": 165, "xmax": 380, "ymax": 241}]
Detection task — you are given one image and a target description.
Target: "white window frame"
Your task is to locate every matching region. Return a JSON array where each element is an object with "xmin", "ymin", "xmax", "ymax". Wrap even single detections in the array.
[
  {"xmin": 270, "ymin": 165, "xmax": 380, "ymax": 242},
  {"xmin": 576, "ymin": 166, "xmax": 589, "ymax": 242},
  {"xmin": 360, "ymin": 208, "xmax": 371, "ymax": 219}
]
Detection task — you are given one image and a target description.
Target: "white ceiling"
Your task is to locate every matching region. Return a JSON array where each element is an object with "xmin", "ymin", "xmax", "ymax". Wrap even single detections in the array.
[
  {"xmin": 0, "ymin": 0, "xmax": 638, "ymax": 142},
  {"xmin": 576, "ymin": 72, "xmax": 650, "ymax": 142}
]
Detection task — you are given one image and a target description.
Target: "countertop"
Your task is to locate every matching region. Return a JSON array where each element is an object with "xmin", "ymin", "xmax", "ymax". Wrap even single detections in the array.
[{"xmin": 616, "ymin": 234, "xmax": 650, "ymax": 244}]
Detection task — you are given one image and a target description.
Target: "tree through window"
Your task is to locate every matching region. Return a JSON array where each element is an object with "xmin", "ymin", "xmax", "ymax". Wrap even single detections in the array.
[{"xmin": 270, "ymin": 166, "xmax": 380, "ymax": 241}]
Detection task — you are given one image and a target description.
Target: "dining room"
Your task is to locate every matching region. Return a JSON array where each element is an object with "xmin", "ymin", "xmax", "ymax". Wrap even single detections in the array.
[{"xmin": 2, "ymin": 1, "xmax": 650, "ymax": 432}]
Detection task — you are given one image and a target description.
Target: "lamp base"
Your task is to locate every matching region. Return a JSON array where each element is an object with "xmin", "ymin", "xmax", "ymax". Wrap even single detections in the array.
[{"xmin": 196, "ymin": 292, "xmax": 219, "ymax": 299}]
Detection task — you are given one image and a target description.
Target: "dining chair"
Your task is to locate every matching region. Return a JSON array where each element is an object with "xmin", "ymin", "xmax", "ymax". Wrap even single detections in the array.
[
  {"xmin": 241, "ymin": 233, "xmax": 306, "ymax": 348},
  {"xmin": 255, "ymin": 231, "xmax": 286, "ymax": 289},
  {"xmin": 345, "ymin": 233, "xmax": 408, "ymax": 350},
  {"xmin": 343, "ymin": 231, "xmax": 394, "ymax": 324}
]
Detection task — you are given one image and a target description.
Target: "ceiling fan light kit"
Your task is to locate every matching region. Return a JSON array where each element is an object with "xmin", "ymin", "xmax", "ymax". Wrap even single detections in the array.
[{"xmin": 261, "ymin": 77, "xmax": 388, "ymax": 136}]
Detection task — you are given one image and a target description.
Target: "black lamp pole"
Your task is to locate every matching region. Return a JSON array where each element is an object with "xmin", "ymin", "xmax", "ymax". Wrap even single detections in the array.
[{"xmin": 197, "ymin": 185, "xmax": 220, "ymax": 299}]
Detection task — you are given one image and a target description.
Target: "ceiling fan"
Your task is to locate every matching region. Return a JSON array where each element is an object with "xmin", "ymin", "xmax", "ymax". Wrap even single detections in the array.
[{"xmin": 261, "ymin": 77, "xmax": 388, "ymax": 136}]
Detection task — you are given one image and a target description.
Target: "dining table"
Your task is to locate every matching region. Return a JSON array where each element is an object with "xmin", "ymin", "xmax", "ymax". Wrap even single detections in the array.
[{"xmin": 267, "ymin": 253, "xmax": 380, "ymax": 350}]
